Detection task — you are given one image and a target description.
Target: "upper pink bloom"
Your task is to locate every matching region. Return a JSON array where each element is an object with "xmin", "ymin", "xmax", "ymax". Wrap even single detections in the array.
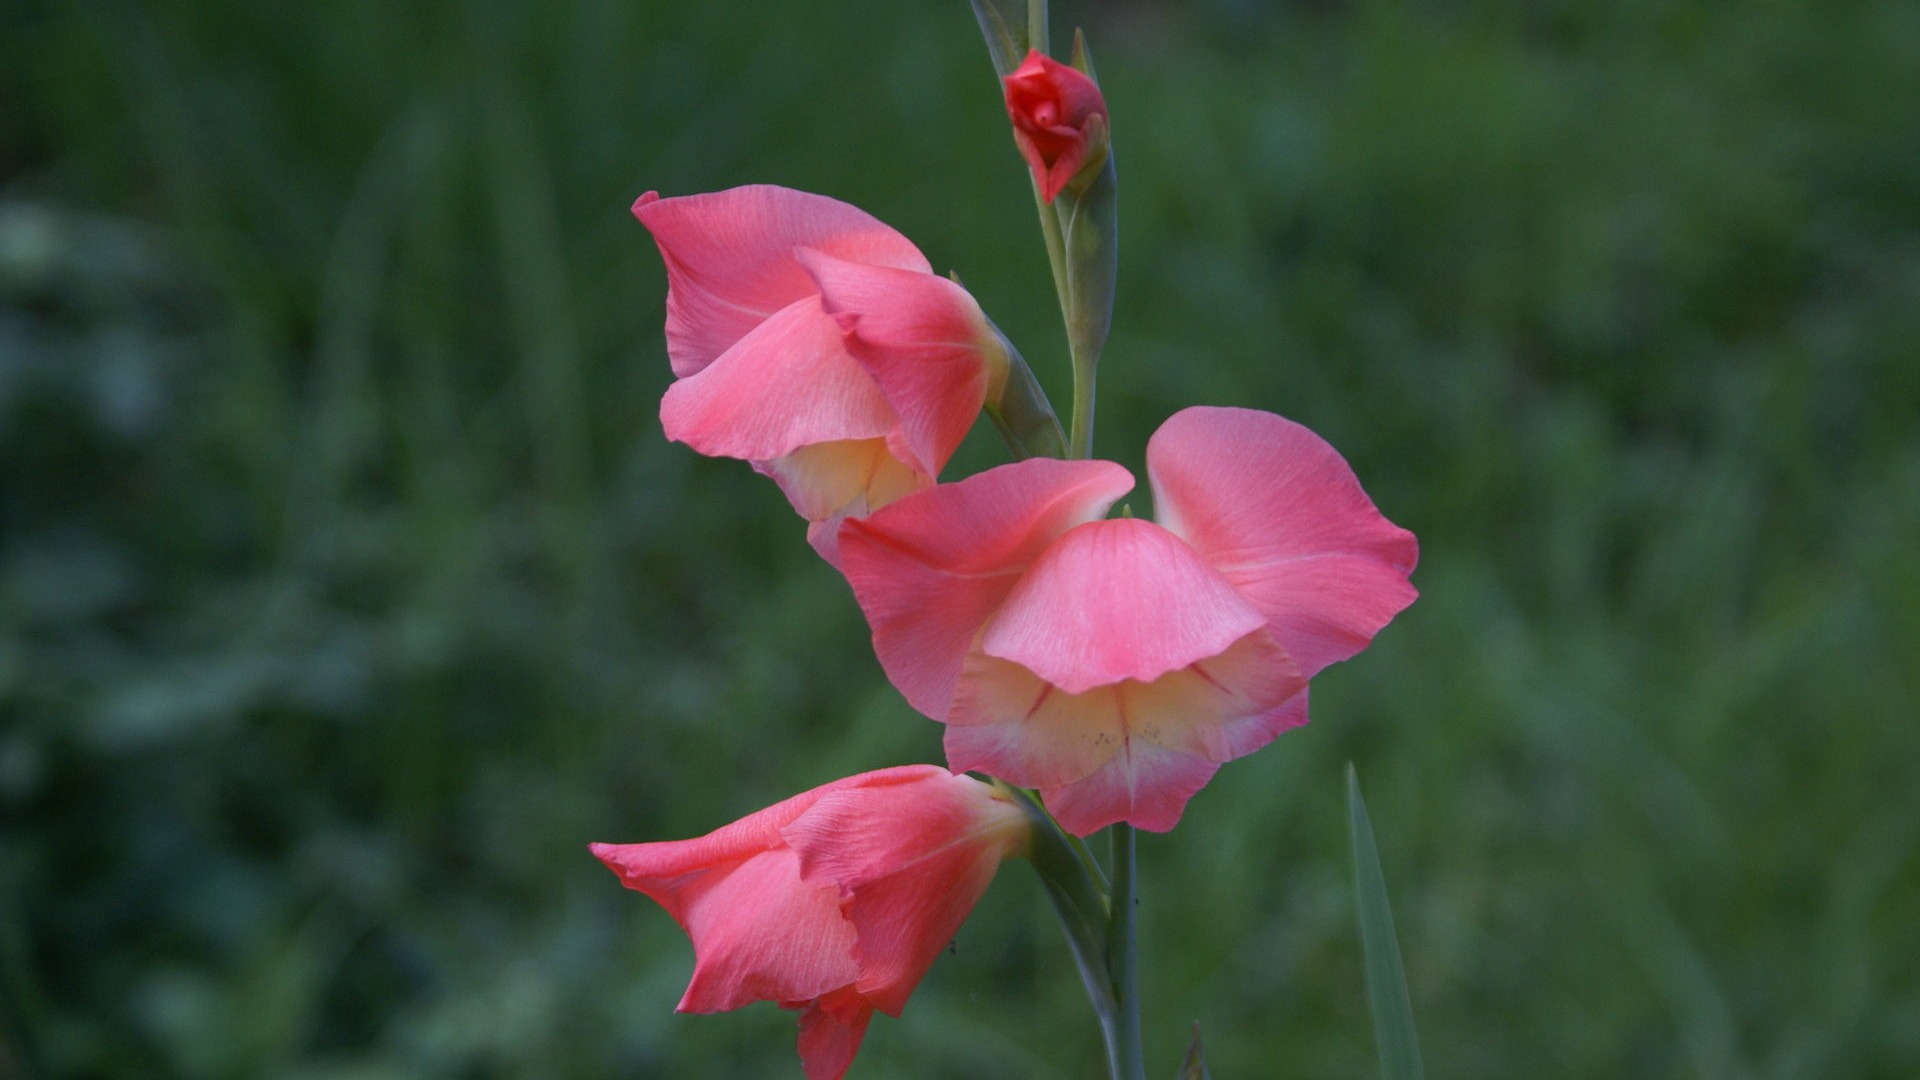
[
  {"xmin": 838, "ymin": 407, "xmax": 1417, "ymax": 836},
  {"xmin": 635, "ymin": 184, "xmax": 1009, "ymax": 560},
  {"xmin": 591, "ymin": 766, "xmax": 1030, "ymax": 1080},
  {"xmin": 1002, "ymin": 51, "xmax": 1109, "ymax": 203}
]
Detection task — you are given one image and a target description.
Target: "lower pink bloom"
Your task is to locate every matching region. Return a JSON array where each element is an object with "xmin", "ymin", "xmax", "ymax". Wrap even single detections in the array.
[
  {"xmin": 838, "ymin": 407, "xmax": 1418, "ymax": 835},
  {"xmin": 591, "ymin": 766, "xmax": 1030, "ymax": 1080}
]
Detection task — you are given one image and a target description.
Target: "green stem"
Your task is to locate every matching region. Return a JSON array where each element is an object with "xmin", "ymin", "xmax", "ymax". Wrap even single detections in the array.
[
  {"xmin": 1017, "ymin": 793, "xmax": 1142, "ymax": 1080},
  {"xmin": 1056, "ymin": 170, "xmax": 1116, "ymax": 462},
  {"xmin": 1003, "ymin": 13, "xmax": 1137, "ymax": 1074},
  {"xmin": 1049, "ymin": 195, "xmax": 1094, "ymax": 459},
  {"xmin": 1067, "ymin": 325, "xmax": 1098, "ymax": 460},
  {"xmin": 1034, "ymin": 191, "xmax": 1072, "ymax": 350},
  {"xmin": 1010, "ymin": 787, "xmax": 1116, "ymax": 1028},
  {"xmin": 1034, "ymin": 187, "xmax": 1093, "ymax": 460},
  {"xmin": 1105, "ymin": 823, "xmax": 1146, "ymax": 1080}
]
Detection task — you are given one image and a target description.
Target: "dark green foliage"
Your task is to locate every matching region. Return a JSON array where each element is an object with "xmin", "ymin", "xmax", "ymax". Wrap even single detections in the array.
[{"xmin": 3, "ymin": 0, "xmax": 1916, "ymax": 1076}]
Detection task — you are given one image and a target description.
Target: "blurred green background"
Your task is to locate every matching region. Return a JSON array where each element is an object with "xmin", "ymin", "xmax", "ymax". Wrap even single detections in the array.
[{"xmin": 4, "ymin": 0, "xmax": 1917, "ymax": 1076}]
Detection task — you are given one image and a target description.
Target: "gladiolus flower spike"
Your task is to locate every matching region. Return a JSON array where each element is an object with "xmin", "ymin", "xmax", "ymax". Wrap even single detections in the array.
[
  {"xmin": 634, "ymin": 184, "xmax": 1014, "ymax": 562},
  {"xmin": 838, "ymin": 406, "xmax": 1418, "ymax": 836},
  {"xmin": 591, "ymin": 766, "xmax": 1031, "ymax": 1080}
]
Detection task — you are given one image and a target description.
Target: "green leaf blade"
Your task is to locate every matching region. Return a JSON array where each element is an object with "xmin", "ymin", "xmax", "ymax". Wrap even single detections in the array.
[
  {"xmin": 968, "ymin": 0, "xmax": 1028, "ymax": 76},
  {"xmin": 1347, "ymin": 764, "xmax": 1426, "ymax": 1080}
]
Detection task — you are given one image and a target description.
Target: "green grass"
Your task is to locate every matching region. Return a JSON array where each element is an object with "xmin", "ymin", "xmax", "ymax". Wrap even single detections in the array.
[{"xmin": 3, "ymin": 0, "xmax": 1917, "ymax": 1076}]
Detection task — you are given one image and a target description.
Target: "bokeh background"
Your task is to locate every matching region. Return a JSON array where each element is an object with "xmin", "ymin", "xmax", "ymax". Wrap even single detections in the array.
[{"xmin": 5, "ymin": 0, "xmax": 1918, "ymax": 1076}]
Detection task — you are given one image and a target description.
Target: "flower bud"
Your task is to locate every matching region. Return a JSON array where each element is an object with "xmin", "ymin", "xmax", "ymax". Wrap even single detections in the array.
[{"xmin": 1002, "ymin": 50, "xmax": 1110, "ymax": 204}]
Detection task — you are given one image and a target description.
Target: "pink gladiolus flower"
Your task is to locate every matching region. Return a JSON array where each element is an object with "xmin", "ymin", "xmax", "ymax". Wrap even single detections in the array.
[
  {"xmin": 590, "ymin": 766, "xmax": 1030, "ymax": 1080},
  {"xmin": 1002, "ymin": 50, "xmax": 1109, "ymax": 203},
  {"xmin": 634, "ymin": 184, "xmax": 1010, "ymax": 561},
  {"xmin": 838, "ymin": 407, "xmax": 1418, "ymax": 836}
]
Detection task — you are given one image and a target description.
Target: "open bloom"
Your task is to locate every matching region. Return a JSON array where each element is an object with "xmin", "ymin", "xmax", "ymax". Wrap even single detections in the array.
[
  {"xmin": 591, "ymin": 766, "xmax": 1030, "ymax": 1080},
  {"xmin": 635, "ymin": 184, "xmax": 1010, "ymax": 560},
  {"xmin": 1002, "ymin": 50, "xmax": 1109, "ymax": 203},
  {"xmin": 838, "ymin": 407, "xmax": 1417, "ymax": 835}
]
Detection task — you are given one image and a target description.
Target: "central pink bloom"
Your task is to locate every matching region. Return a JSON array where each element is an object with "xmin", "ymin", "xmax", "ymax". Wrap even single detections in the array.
[
  {"xmin": 591, "ymin": 766, "xmax": 1030, "ymax": 1080},
  {"xmin": 635, "ymin": 184, "xmax": 1009, "ymax": 560},
  {"xmin": 838, "ymin": 407, "xmax": 1418, "ymax": 835}
]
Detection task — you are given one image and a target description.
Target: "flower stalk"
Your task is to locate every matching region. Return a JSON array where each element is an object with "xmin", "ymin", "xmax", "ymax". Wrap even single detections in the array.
[
  {"xmin": 1106, "ymin": 823, "xmax": 1147, "ymax": 1080},
  {"xmin": 979, "ymin": 9, "xmax": 1142, "ymax": 1073}
]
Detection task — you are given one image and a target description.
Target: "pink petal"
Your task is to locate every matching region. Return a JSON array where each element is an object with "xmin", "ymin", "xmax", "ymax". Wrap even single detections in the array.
[
  {"xmin": 659, "ymin": 297, "xmax": 894, "ymax": 463},
  {"xmin": 1147, "ymin": 406, "xmax": 1419, "ymax": 678},
  {"xmin": 979, "ymin": 518, "xmax": 1268, "ymax": 694},
  {"xmin": 634, "ymin": 186, "xmax": 931, "ymax": 377},
  {"xmin": 793, "ymin": 987, "xmax": 874, "ymax": 1080},
  {"xmin": 948, "ymin": 645, "xmax": 1228, "ymax": 834},
  {"xmin": 799, "ymin": 249, "xmax": 998, "ymax": 477},
  {"xmin": 780, "ymin": 768, "xmax": 1013, "ymax": 892},
  {"xmin": 758, "ymin": 436, "xmax": 926, "ymax": 529},
  {"xmin": 589, "ymin": 780, "xmax": 836, "ymax": 898},
  {"xmin": 1113, "ymin": 630, "xmax": 1307, "ymax": 762},
  {"xmin": 1035, "ymin": 133, "xmax": 1088, "ymax": 204},
  {"xmin": 944, "ymin": 631, "xmax": 1304, "ymax": 798},
  {"xmin": 839, "ymin": 843, "xmax": 1004, "ymax": 1015},
  {"xmin": 668, "ymin": 846, "xmax": 858, "ymax": 1013},
  {"xmin": 838, "ymin": 458, "xmax": 1134, "ymax": 720},
  {"xmin": 798, "ymin": 456, "xmax": 929, "ymax": 568},
  {"xmin": 783, "ymin": 769, "xmax": 1025, "ymax": 1016},
  {"xmin": 945, "ymin": 655, "xmax": 1133, "ymax": 789},
  {"xmin": 589, "ymin": 774, "xmax": 888, "ymax": 1011},
  {"xmin": 1042, "ymin": 739, "xmax": 1222, "ymax": 835}
]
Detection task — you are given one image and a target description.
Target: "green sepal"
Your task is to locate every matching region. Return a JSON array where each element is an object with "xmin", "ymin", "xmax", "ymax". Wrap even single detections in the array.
[
  {"xmin": 981, "ymin": 318, "xmax": 1067, "ymax": 460},
  {"xmin": 1058, "ymin": 30, "xmax": 1112, "ymax": 198},
  {"xmin": 1071, "ymin": 26, "xmax": 1099, "ymax": 81}
]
